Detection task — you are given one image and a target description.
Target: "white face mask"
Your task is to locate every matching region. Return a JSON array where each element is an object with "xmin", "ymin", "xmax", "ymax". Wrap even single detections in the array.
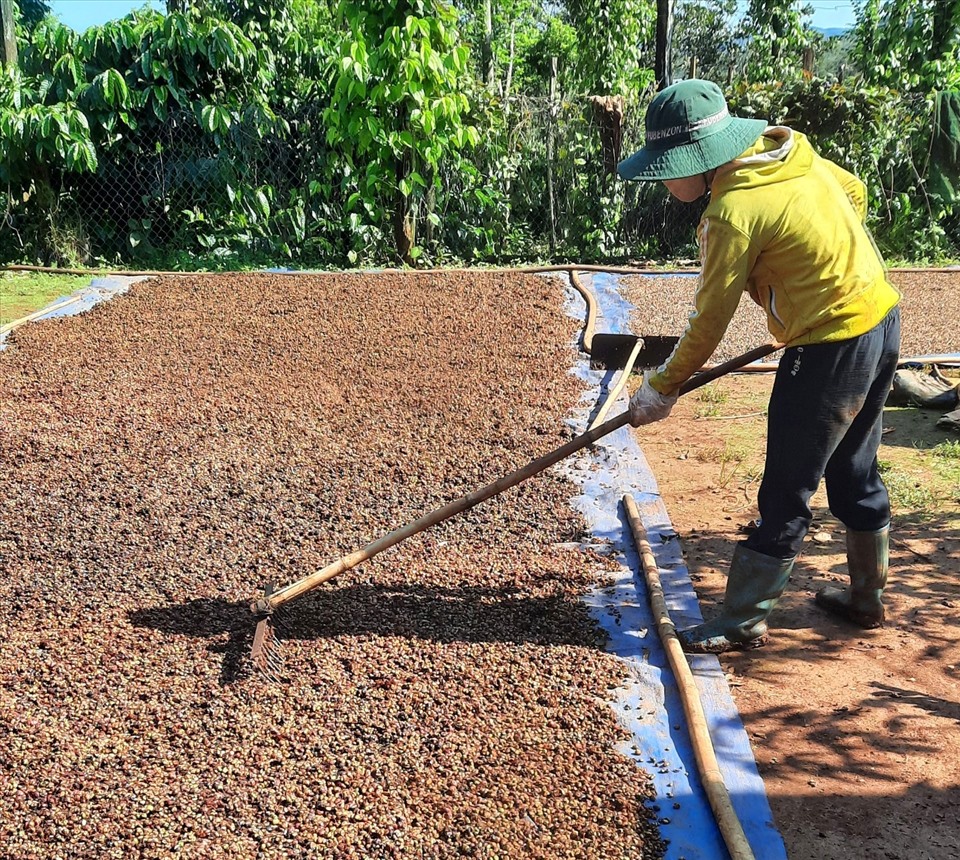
[{"xmin": 662, "ymin": 174, "xmax": 708, "ymax": 203}]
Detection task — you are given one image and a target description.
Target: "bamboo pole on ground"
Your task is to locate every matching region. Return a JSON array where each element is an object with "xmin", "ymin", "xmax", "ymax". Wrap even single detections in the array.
[
  {"xmin": 0, "ymin": 295, "xmax": 85, "ymax": 336},
  {"xmin": 622, "ymin": 492, "xmax": 756, "ymax": 860}
]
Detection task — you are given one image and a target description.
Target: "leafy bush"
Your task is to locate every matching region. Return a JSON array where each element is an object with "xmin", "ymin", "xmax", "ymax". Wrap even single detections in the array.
[
  {"xmin": 729, "ymin": 80, "xmax": 954, "ymax": 262},
  {"xmin": 0, "ymin": 2, "xmax": 955, "ymax": 268}
]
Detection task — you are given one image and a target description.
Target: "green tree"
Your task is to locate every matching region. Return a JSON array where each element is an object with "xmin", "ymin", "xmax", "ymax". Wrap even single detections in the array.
[
  {"xmin": 564, "ymin": 0, "xmax": 655, "ymax": 95},
  {"xmin": 6, "ymin": 8, "xmax": 280, "ymax": 262},
  {"xmin": 738, "ymin": 0, "xmax": 814, "ymax": 82},
  {"xmin": 458, "ymin": 0, "xmax": 559, "ymax": 99},
  {"xmin": 324, "ymin": 0, "xmax": 479, "ymax": 265},
  {"xmin": 816, "ymin": 32, "xmax": 855, "ymax": 83},
  {"xmin": 206, "ymin": 0, "xmax": 335, "ymax": 108},
  {"xmin": 17, "ymin": 0, "xmax": 50, "ymax": 31},
  {"xmin": 853, "ymin": 0, "xmax": 960, "ymax": 90},
  {"xmin": 672, "ymin": 0, "xmax": 739, "ymax": 83}
]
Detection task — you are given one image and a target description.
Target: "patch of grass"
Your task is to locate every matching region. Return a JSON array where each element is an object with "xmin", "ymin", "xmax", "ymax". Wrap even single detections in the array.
[
  {"xmin": 694, "ymin": 384, "xmax": 730, "ymax": 418},
  {"xmin": 0, "ymin": 272, "xmax": 89, "ymax": 326},
  {"xmin": 696, "ymin": 383, "xmax": 728, "ymax": 404},
  {"xmin": 694, "ymin": 441, "xmax": 757, "ymax": 488},
  {"xmin": 878, "ymin": 459, "xmax": 945, "ymax": 513},
  {"xmin": 928, "ymin": 440, "xmax": 960, "ymax": 509},
  {"xmin": 932, "ymin": 440, "xmax": 960, "ymax": 460},
  {"xmin": 696, "ymin": 442, "xmax": 745, "ymax": 464},
  {"xmin": 881, "ymin": 431, "xmax": 960, "ymax": 518}
]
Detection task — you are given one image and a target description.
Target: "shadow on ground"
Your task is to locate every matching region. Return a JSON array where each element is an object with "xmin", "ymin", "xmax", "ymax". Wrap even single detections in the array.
[
  {"xmin": 880, "ymin": 405, "xmax": 958, "ymax": 450},
  {"xmin": 129, "ymin": 584, "xmax": 605, "ymax": 685},
  {"xmin": 766, "ymin": 781, "xmax": 960, "ymax": 860}
]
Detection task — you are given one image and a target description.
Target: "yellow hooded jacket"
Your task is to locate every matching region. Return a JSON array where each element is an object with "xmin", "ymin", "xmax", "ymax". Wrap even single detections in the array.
[{"xmin": 649, "ymin": 128, "xmax": 901, "ymax": 396}]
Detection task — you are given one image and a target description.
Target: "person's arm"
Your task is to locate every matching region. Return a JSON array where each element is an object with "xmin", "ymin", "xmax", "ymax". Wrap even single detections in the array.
[{"xmin": 648, "ymin": 216, "xmax": 756, "ymax": 396}]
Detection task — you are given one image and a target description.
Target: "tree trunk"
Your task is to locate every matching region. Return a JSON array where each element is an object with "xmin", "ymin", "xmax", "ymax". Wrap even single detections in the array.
[
  {"xmin": 1, "ymin": 0, "xmax": 17, "ymax": 69},
  {"xmin": 503, "ymin": 21, "xmax": 515, "ymax": 116},
  {"xmin": 394, "ymin": 162, "xmax": 415, "ymax": 267},
  {"xmin": 422, "ymin": 173, "xmax": 436, "ymax": 249},
  {"xmin": 547, "ymin": 57, "xmax": 558, "ymax": 252},
  {"xmin": 655, "ymin": 0, "xmax": 673, "ymax": 90},
  {"xmin": 589, "ymin": 95, "xmax": 626, "ymax": 180},
  {"xmin": 394, "ymin": 104, "xmax": 415, "ymax": 266},
  {"xmin": 484, "ymin": 0, "xmax": 495, "ymax": 93}
]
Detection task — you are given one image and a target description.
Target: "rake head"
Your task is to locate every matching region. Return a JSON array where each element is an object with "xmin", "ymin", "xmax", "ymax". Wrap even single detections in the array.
[{"xmin": 249, "ymin": 583, "xmax": 286, "ymax": 680}]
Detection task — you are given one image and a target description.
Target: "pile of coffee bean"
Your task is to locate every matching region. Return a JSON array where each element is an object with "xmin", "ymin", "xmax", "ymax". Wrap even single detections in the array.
[
  {"xmin": 624, "ymin": 270, "xmax": 959, "ymax": 363},
  {"xmin": 0, "ymin": 271, "xmax": 665, "ymax": 859}
]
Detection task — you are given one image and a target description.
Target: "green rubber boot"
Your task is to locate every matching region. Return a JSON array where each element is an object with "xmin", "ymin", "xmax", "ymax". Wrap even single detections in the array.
[
  {"xmin": 678, "ymin": 544, "xmax": 795, "ymax": 654},
  {"xmin": 815, "ymin": 526, "xmax": 889, "ymax": 629}
]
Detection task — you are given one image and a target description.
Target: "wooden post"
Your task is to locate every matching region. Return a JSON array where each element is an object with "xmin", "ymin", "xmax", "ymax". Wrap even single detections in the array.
[
  {"xmin": 802, "ymin": 45, "xmax": 814, "ymax": 79},
  {"xmin": 689, "ymin": 55, "xmax": 698, "ymax": 80},
  {"xmin": 423, "ymin": 178, "xmax": 436, "ymax": 249},
  {"xmin": 1, "ymin": 0, "xmax": 17, "ymax": 69},
  {"xmin": 483, "ymin": 0, "xmax": 495, "ymax": 93},
  {"xmin": 655, "ymin": 0, "xmax": 674, "ymax": 90},
  {"xmin": 504, "ymin": 21, "xmax": 515, "ymax": 116},
  {"xmin": 547, "ymin": 56, "xmax": 558, "ymax": 252},
  {"xmin": 393, "ymin": 107, "xmax": 415, "ymax": 266}
]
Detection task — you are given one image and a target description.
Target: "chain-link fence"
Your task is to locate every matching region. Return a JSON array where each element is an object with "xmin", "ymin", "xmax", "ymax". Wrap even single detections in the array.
[{"xmin": 0, "ymin": 89, "xmax": 953, "ymax": 269}]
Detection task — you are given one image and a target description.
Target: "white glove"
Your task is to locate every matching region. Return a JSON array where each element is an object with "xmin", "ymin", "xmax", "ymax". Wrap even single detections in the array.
[{"xmin": 628, "ymin": 376, "xmax": 677, "ymax": 427}]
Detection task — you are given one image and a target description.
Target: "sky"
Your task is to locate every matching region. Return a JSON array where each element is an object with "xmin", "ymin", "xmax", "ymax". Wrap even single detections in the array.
[
  {"xmin": 736, "ymin": 0, "xmax": 858, "ymax": 31},
  {"xmin": 49, "ymin": 0, "xmax": 859, "ymax": 33},
  {"xmin": 49, "ymin": 1, "xmax": 163, "ymax": 32}
]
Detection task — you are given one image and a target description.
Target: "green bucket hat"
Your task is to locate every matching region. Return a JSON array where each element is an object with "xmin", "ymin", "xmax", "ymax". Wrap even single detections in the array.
[{"xmin": 618, "ymin": 79, "xmax": 768, "ymax": 181}]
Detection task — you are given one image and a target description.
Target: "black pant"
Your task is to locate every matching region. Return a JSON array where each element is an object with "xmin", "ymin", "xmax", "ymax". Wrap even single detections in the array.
[{"xmin": 744, "ymin": 306, "xmax": 901, "ymax": 559}]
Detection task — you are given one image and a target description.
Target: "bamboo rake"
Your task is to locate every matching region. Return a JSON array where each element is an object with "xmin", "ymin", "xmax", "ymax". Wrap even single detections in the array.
[{"xmin": 250, "ymin": 341, "xmax": 783, "ymax": 616}]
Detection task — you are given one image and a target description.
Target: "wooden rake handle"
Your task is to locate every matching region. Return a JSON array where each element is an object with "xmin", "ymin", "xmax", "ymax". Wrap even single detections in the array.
[
  {"xmin": 250, "ymin": 341, "xmax": 784, "ymax": 616},
  {"xmin": 250, "ymin": 410, "xmax": 630, "ymax": 615}
]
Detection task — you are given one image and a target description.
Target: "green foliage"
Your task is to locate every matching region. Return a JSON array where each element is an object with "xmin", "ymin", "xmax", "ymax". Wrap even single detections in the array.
[
  {"xmin": 673, "ymin": 0, "xmax": 740, "ymax": 82},
  {"xmin": 852, "ymin": 0, "xmax": 960, "ymax": 91},
  {"xmin": 4, "ymin": 8, "xmax": 288, "ymax": 263},
  {"xmin": 0, "ymin": 0, "xmax": 955, "ymax": 268},
  {"xmin": 933, "ymin": 439, "xmax": 960, "ymax": 461},
  {"xmin": 738, "ymin": 0, "xmax": 815, "ymax": 83},
  {"xmin": 457, "ymin": 0, "xmax": 563, "ymax": 98},
  {"xmin": 728, "ymin": 79, "xmax": 954, "ymax": 262},
  {"xmin": 323, "ymin": 0, "xmax": 478, "ymax": 264},
  {"xmin": 13, "ymin": 0, "xmax": 52, "ymax": 32},
  {"xmin": 565, "ymin": 0, "xmax": 656, "ymax": 95},
  {"xmin": 0, "ymin": 67, "xmax": 97, "ymax": 178}
]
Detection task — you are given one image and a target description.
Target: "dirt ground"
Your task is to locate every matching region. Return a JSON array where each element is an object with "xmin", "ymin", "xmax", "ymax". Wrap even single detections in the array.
[{"xmin": 630, "ymin": 271, "xmax": 960, "ymax": 860}]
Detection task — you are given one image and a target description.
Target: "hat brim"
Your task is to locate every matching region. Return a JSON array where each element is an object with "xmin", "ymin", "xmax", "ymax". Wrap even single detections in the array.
[{"xmin": 618, "ymin": 117, "xmax": 769, "ymax": 181}]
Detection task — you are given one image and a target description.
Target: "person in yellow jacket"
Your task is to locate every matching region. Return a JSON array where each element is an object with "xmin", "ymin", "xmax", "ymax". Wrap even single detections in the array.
[{"xmin": 618, "ymin": 79, "xmax": 901, "ymax": 653}]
